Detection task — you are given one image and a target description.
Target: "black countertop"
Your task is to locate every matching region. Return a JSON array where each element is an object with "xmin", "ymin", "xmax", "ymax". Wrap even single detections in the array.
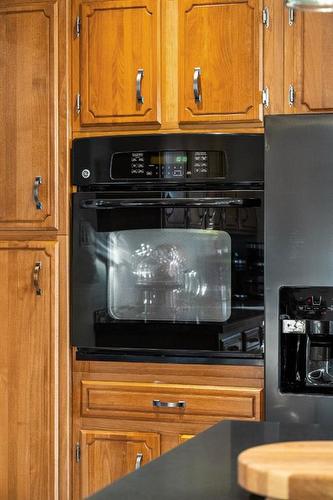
[{"xmin": 89, "ymin": 420, "xmax": 333, "ymax": 500}]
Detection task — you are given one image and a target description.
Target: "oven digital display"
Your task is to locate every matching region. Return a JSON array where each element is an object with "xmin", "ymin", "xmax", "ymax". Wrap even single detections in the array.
[{"xmin": 111, "ymin": 150, "xmax": 226, "ymax": 180}]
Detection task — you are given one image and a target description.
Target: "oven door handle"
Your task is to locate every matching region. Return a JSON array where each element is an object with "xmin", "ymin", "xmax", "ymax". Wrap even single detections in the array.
[{"xmin": 80, "ymin": 198, "xmax": 261, "ymax": 209}]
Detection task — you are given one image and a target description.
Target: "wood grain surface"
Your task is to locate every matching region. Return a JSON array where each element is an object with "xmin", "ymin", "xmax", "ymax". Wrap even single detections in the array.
[
  {"xmin": 238, "ymin": 441, "xmax": 333, "ymax": 499},
  {"xmin": 72, "ymin": 360, "xmax": 264, "ymax": 498},
  {"xmin": 79, "ymin": 0, "xmax": 160, "ymax": 126},
  {"xmin": 0, "ymin": 2, "xmax": 57, "ymax": 229},
  {"xmin": 0, "ymin": 241, "xmax": 58, "ymax": 499},
  {"xmin": 284, "ymin": 10, "xmax": 333, "ymax": 113},
  {"xmin": 179, "ymin": 0, "xmax": 263, "ymax": 124},
  {"xmin": 80, "ymin": 430, "xmax": 160, "ymax": 497},
  {"xmin": 80, "ymin": 380, "xmax": 263, "ymax": 423}
]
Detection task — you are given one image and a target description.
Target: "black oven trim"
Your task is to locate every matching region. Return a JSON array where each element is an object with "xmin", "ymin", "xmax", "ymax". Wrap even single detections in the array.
[{"xmin": 75, "ymin": 347, "xmax": 264, "ymax": 365}]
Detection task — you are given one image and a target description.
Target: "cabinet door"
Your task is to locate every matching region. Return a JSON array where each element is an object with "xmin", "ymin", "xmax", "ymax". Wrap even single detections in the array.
[
  {"xmin": 0, "ymin": 3, "xmax": 58, "ymax": 230},
  {"xmin": 179, "ymin": 0, "xmax": 263, "ymax": 124},
  {"xmin": 79, "ymin": 0, "xmax": 160, "ymax": 126},
  {"xmin": 0, "ymin": 241, "xmax": 58, "ymax": 499},
  {"xmin": 285, "ymin": 9, "xmax": 333, "ymax": 113},
  {"xmin": 79, "ymin": 430, "xmax": 160, "ymax": 497}
]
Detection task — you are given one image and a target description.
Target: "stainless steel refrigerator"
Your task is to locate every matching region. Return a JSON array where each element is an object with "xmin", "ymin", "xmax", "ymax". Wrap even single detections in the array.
[{"xmin": 265, "ymin": 114, "xmax": 333, "ymax": 424}]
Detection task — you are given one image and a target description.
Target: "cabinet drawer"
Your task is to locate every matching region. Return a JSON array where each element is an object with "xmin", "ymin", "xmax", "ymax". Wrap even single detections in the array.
[{"xmin": 81, "ymin": 381, "xmax": 263, "ymax": 424}]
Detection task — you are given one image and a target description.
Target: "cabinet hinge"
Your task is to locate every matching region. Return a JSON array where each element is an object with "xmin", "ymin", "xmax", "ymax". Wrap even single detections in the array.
[
  {"xmin": 75, "ymin": 443, "xmax": 81, "ymax": 463},
  {"xmin": 288, "ymin": 84, "xmax": 296, "ymax": 107},
  {"xmin": 262, "ymin": 87, "xmax": 270, "ymax": 108},
  {"xmin": 262, "ymin": 7, "xmax": 270, "ymax": 29},
  {"xmin": 75, "ymin": 16, "xmax": 81, "ymax": 37},
  {"xmin": 75, "ymin": 93, "xmax": 81, "ymax": 114},
  {"xmin": 288, "ymin": 7, "xmax": 295, "ymax": 26}
]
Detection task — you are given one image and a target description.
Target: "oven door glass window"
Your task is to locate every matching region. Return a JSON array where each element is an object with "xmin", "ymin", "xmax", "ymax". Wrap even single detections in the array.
[{"xmin": 107, "ymin": 229, "xmax": 231, "ymax": 322}]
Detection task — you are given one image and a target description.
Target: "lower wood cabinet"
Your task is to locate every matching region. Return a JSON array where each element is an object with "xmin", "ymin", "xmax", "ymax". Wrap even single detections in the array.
[
  {"xmin": 73, "ymin": 360, "xmax": 264, "ymax": 499},
  {"xmin": 0, "ymin": 241, "xmax": 59, "ymax": 499},
  {"xmin": 79, "ymin": 430, "xmax": 160, "ymax": 497}
]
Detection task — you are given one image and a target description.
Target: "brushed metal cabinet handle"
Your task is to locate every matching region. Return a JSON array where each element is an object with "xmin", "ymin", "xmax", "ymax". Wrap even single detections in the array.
[
  {"xmin": 136, "ymin": 69, "xmax": 144, "ymax": 104},
  {"xmin": 135, "ymin": 452, "xmax": 143, "ymax": 470},
  {"xmin": 152, "ymin": 399, "xmax": 186, "ymax": 409},
  {"xmin": 193, "ymin": 67, "xmax": 202, "ymax": 103},
  {"xmin": 33, "ymin": 176, "xmax": 43, "ymax": 210},
  {"xmin": 33, "ymin": 261, "xmax": 42, "ymax": 296}
]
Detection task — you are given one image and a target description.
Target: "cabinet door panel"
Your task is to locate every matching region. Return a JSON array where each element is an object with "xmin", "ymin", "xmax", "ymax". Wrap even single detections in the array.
[
  {"xmin": 285, "ymin": 10, "xmax": 333, "ymax": 113},
  {"xmin": 179, "ymin": 0, "xmax": 263, "ymax": 124},
  {"xmin": 79, "ymin": 430, "xmax": 160, "ymax": 497},
  {"xmin": 302, "ymin": 13, "xmax": 333, "ymax": 111},
  {"xmin": 0, "ymin": 3, "xmax": 57, "ymax": 229},
  {"xmin": 80, "ymin": 0, "xmax": 160, "ymax": 126},
  {"xmin": 0, "ymin": 242, "xmax": 58, "ymax": 499}
]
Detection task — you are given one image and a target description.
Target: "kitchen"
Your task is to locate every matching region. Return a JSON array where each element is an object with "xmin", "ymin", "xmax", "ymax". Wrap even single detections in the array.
[{"xmin": 1, "ymin": 0, "xmax": 333, "ymax": 498}]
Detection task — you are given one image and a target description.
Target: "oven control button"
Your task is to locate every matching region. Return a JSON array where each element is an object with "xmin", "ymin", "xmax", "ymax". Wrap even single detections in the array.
[{"xmin": 81, "ymin": 169, "xmax": 91, "ymax": 179}]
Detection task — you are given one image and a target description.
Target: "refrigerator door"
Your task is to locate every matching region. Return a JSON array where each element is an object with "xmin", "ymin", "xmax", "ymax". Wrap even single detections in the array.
[{"xmin": 265, "ymin": 114, "xmax": 333, "ymax": 424}]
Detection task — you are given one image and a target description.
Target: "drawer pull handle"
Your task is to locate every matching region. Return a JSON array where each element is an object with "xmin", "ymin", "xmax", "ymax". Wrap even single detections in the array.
[
  {"xmin": 152, "ymin": 399, "xmax": 186, "ymax": 409},
  {"xmin": 136, "ymin": 68, "xmax": 144, "ymax": 105},
  {"xmin": 193, "ymin": 67, "xmax": 202, "ymax": 103},
  {"xmin": 33, "ymin": 261, "xmax": 42, "ymax": 296},
  {"xmin": 33, "ymin": 176, "xmax": 43, "ymax": 210},
  {"xmin": 135, "ymin": 452, "xmax": 143, "ymax": 470}
]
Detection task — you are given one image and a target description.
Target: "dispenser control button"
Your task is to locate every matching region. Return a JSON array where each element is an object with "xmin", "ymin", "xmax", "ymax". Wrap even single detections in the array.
[
  {"xmin": 282, "ymin": 319, "xmax": 306, "ymax": 334},
  {"xmin": 312, "ymin": 295, "xmax": 322, "ymax": 306}
]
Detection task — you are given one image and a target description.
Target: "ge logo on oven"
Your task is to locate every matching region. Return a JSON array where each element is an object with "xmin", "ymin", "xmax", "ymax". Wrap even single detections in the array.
[{"xmin": 82, "ymin": 169, "xmax": 91, "ymax": 179}]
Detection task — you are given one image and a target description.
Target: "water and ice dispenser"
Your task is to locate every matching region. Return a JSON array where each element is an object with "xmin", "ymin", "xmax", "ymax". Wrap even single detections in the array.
[{"xmin": 280, "ymin": 287, "xmax": 333, "ymax": 393}]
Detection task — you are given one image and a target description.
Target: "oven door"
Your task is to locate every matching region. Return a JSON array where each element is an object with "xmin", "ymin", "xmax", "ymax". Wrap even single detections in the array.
[{"xmin": 72, "ymin": 190, "xmax": 263, "ymax": 358}]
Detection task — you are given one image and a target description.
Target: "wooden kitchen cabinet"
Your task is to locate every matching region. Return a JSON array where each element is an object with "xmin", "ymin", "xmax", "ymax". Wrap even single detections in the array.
[
  {"xmin": 73, "ymin": 360, "xmax": 264, "ymax": 498},
  {"xmin": 72, "ymin": 0, "xmax": 267, "ymax": 133},
  {"xmin": 79, "ymin": 430, "xmax": 160, "ymax": 497},
  {"xmin": 178, "ymin": 0, "xmax": 263, "ymax": 125},
  {"xmin": 71, "ymin": 0, "xmax": 333, "ymax": 134},
  {"xmin": 284, "ymin": 9, "xmax": 333, "ymax": 113},
  {"xmin": 0, "ymin": 2, "xmax": 60, "ymax": 231},
  {"xmin": 76, "ymin": 0, "xmax": 161, "ymax": 127},
  {"xmin": 264, "ymin": 1, "xmax": 333, "ymax": 115},
  {"xmin": 0, "ymin": 0, "xmax": 70, "ymax": 496},
  {"xmin": 0, "ymin": 241, "xmax": 59, "ymax": 499}
]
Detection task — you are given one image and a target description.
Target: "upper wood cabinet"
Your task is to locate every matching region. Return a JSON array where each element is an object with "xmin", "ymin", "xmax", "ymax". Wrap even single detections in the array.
[
  {"xmin": 0, "ymin": 2, "xmax": 59, "ymax": 231},
  {"xmin": 178, "ymin": 0, "xmax": 263, "ymax": 125},
  {"xmin": 72, "ymin": 0, "xmax": 266, "ymax": 132},
  {"xmin": 263, "ymin": 3, "xmax": 333, "ymax": 115},
  {"xmin": 79, "ymin": 430, "xmax": 160, "ymax": 497},
  {"xmin": 284, "ymin": 9, "xmax": 333, "ymax": 113},
  {"xmin": 0, "ymin": 241, "xmax": 58, "ymax": 499},
  {"xmin": 76, "ymin": 0, "xmax": 161, "ymax": 127}
]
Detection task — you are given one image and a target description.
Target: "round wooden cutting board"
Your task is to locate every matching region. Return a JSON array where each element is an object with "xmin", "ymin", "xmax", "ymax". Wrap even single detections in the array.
[{"xmin": 238, "ymin": 441, "xmax": 333, "ymax": 500}]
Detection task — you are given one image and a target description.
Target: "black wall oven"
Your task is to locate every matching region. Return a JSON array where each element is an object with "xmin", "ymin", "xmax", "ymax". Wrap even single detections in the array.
[{"xmin": 72, "ymin": 134, "xmax": 264, "ymax": 363}]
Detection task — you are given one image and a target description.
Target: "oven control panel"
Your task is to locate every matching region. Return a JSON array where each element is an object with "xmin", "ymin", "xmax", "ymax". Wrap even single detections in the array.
[{"xmin": 110, "ymin": 150, "xmax": 226, "ymax": 180}]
